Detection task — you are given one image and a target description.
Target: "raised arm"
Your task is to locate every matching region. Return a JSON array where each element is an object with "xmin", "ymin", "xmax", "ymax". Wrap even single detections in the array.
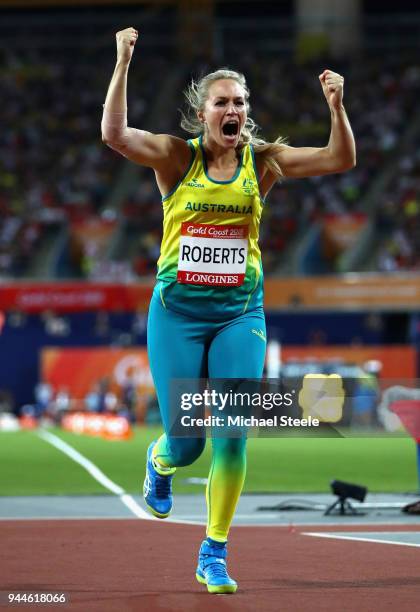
[
  {"xmin": 263, "ymin": 70, "xmax": 356, "ymax": 184},
  {"xmin": 101, "ymin": 27, "xmax": 190, "ymax": 176}
]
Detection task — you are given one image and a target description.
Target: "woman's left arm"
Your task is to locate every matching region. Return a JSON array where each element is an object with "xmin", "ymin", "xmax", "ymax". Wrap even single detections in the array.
[{"xmin": 275, "ymin": 69, "xmax": 356, "ymax": 178}]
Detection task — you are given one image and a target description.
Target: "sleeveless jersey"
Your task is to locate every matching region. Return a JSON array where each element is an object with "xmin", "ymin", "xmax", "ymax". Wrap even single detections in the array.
[{"xmin": 154, "ymin": 135, "xmax": 265, "ymax": 321}]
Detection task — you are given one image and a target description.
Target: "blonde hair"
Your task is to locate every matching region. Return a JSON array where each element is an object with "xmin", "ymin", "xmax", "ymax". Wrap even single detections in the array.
[{"xmin": 180, "ymin": 68, "xmax": 287, "ymax": 178}]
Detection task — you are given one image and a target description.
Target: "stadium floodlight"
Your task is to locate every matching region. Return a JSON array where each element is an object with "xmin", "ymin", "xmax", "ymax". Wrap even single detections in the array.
[{"xmin": 325, "ymin": 479, "xmax": 368, "ymax": 516}]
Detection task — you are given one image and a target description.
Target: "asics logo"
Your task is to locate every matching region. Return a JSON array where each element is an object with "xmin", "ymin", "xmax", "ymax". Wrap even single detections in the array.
[
  {"xmin": 186, "ymin": 178, "xmax": 205, "ymax": 188},
  {"xmin": 251, "ymin": 328, "xmax": 266, "ymax": 342},
  {"xmin": 143, "ymin": 475, "xmax": 152, "ymax": 497}
]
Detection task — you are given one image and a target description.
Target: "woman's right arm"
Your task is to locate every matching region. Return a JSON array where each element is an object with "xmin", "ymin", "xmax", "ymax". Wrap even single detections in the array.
[{"xmin": 101, "ymin": 27, "xmax": 190, "ymax": 175}]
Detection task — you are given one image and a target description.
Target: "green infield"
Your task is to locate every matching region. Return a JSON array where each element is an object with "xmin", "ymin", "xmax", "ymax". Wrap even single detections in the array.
[{"xmin": 0, "ymin": 427, "xmax": 418, "ymax": 495}]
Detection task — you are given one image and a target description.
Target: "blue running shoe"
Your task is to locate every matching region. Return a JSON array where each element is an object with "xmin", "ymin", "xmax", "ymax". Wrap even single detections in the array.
[
  {"xmin": 143, "ymin": 441, "xmax": 175, "ymax": 519},
  {"xmin": 196, "ymin": 539, "xmax": 238, "ymax": 594}
]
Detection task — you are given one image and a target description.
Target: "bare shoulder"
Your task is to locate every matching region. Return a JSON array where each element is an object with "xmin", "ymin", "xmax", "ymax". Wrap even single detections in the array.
[
  {"xmin": 114, "ymin": 130, "xmax": 191, "ymax": 171},
  {"xmin": 149, "ymin": 134, "xmax": 191, "ymax": 170},
  {"xmin": 264, "ymin": 143, "xmax": 355, "ymax": 179},
  {"xmin": 253, "ymin": 150, "xmax": 280, "ymax": 199},
  {"xmin": 154, "ymin": 135, "xmax": 194, "ymax": 198}
]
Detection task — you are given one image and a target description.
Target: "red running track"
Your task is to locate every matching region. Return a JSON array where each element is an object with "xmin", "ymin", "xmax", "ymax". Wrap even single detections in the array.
[{"xmin": 1, "ymin": 520, "xmax": 420, "ymax": 611}]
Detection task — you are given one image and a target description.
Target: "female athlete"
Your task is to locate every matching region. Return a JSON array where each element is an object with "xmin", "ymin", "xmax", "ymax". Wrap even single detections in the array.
[{"xmin": 102, "ymin": 27, "xmax": 356, "ymax": 594}]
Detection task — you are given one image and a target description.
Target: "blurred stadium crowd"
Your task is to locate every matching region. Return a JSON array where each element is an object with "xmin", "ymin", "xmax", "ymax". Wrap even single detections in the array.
[
  {"xmin": 1, "ymin": 4, "xmax": 420, "ymax": 423},
  {"xmin": 1, "ymin": 8, "xmax": 420, "ymax": 280}
]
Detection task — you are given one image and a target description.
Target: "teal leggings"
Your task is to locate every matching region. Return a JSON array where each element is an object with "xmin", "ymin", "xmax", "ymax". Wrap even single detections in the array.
[{"xmin": 147, "ymin": 291, "xmax": 266, "ymax": 540}]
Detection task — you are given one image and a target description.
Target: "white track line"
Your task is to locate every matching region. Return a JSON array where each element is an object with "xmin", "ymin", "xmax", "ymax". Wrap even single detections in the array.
[
  {"xmin": 303, "ymin": 531, "xmax": 420, "ymax": 548},
  {"xmin": 38, "ymin": 430, "xmax": 151, "ymax": 520},
  {"xmin": 37, "ymin": 430, "xmax": 204, "ymax": 526}
]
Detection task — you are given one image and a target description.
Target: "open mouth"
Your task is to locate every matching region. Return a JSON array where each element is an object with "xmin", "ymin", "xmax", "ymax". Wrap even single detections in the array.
[{"xmin": 222, "ymin": 120, "xmax": 239, "ymax": 137}]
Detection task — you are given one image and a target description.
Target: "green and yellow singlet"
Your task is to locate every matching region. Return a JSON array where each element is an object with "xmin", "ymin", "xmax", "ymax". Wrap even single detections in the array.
[{"xmin": 154, "ymin": 135, "xmax": 265, "ymax": 320}]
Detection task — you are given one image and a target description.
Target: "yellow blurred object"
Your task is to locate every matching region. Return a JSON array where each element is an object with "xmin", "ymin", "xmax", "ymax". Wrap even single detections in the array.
[{"xmin": 298, "ymin": 374, "xmax": 345, "ymax": 423}]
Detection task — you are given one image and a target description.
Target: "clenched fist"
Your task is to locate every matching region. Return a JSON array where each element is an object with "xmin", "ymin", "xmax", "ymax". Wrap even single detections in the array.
[
  {"xmin": 319, "ymin": 70, "xmax": 344, "ymax": 110},
  {"xmin": 116, "ymin": 27, "xmax": 139, "ymax": 63}
]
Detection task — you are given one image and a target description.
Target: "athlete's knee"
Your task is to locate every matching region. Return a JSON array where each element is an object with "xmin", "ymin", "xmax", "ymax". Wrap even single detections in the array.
[
  {"xmin": 169, "ymin": 437, "xmax": 206, "ymax": 466},
  {"xmin": 213, "ymin": 436, "xmax": 247, "ymax": 459}
]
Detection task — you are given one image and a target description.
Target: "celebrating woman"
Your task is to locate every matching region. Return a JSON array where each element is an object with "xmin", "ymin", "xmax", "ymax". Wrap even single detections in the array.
[{"xmin": 101, "ymin": 27, "xmax": 355, "ymax": 594}]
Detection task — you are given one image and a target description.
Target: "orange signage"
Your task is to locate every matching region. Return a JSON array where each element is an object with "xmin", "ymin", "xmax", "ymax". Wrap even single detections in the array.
[
  {"xmin": 2, "ymin": 274, "xmax": 419, "ymax": 314},
  {"xmin": 281, "ymin": 346, "xmax": 416, "ymax": 380},
  {"xmin": 264, "ymin": 274, "xmax": 420, "ymax": 310},
  {"xmin": 42, "ymin": 348, "xmax": 155, "ymax": 421},
  {"xmin": 62, "ymin": 413, "xmax": 132, "ymax": 441}
]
